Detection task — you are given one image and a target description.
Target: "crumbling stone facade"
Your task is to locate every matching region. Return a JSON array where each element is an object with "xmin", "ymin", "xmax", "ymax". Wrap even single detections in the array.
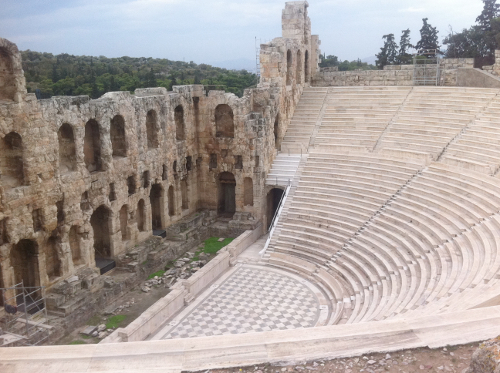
[{"xmin": 0, "ymin": 2, "xmax": 318, "ymax": 314}]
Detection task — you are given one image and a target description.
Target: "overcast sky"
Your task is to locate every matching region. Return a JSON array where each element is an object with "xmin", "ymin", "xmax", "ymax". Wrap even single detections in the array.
[{"xmin": 0, "ymin": 0, "xmax": 485, "ymax": 70}]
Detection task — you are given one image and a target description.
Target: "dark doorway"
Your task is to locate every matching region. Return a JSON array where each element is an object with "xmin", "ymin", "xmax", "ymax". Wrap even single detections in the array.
[
  {"xmin": 218, "ymin": 172, "xmax": 236, "ymax": 217},
  {"xmin": 267, "ymin": 188, "xmax": 284, "ymax": 231},
  {"xmin": 168, "ymin": 186, "xmax": 175, "ymax": 217},
  {"xmin": 91, "ymin": 206, "xmax": 111, "ymax": 259},
  {"xmin": 10, "ymin": 240, "xmax": 40, "ymax": 288},
  {"xmin": 150, "ymin": 184, "xmax": 163, "ymax": 230}
]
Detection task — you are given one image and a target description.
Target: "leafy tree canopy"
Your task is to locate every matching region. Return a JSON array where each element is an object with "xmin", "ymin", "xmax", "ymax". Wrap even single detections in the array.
[
  {"xmin": 319, "ymin": 54, "xmax": 376, "ymax": 71},
  {"xmin": 21, "ymin": 50, "xmax": 258, "ymax": 99}
]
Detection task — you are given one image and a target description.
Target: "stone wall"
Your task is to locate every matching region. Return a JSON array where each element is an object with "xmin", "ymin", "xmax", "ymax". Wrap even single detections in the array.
[
  {"xmin": 0, "ymin": 1, "xmax": 318, "ymax": 316},
  {"xmin": 311, "ymin": 58, "xmax": 475, "ymax": 87}
]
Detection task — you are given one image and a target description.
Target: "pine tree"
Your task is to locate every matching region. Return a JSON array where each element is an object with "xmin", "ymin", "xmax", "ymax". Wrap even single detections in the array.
[
  {"xmin": 397, "ymin": 29, "xmax": 413, "ymax": 64},
  {"xmin": 375, "ymin": 34, "xmax": 398, "ymax": 69},
  {"xmin": 415, "ymin": 18, "xmax": 440, "ymax": 55}
]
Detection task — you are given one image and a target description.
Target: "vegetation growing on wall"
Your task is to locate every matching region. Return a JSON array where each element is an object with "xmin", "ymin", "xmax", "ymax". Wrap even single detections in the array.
[{"xmin": 21, "ymin": 51, "xmax": 258, "ymax": 99}]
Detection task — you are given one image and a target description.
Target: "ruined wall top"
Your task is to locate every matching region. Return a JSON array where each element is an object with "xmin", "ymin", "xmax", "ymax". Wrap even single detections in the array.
[
  {"xmin": 0, "ymin": 37, "xmax": 27, "ymax": 102},
  {"xmin": 282, "ymin": 1, "xmax": 310, "ymax": 44}
]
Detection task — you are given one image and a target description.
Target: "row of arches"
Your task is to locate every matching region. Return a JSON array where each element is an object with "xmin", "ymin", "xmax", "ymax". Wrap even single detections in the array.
[{"xmin": 286, "ymin": 49, "xmax": 310, "ymax": 86}]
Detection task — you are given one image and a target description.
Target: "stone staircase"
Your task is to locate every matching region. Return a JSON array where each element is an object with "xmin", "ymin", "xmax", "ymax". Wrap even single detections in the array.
[
  {"xmin": 265, "ymin": 154, "xmax": 302, "ymax": 187},
  {"xmin": 280, "ymin": 87, "xmax": 328, "ymax": 154}
]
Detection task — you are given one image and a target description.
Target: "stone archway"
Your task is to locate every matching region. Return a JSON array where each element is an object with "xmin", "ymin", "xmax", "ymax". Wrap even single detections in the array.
[
  {"xmin": 218, "ymin": 172, "xmax": 236, "ymax": 217},
  {"xmin": 10, "ymin": 239, "xmax": 40, "ymax": 289},
  {"xmin": 267, "ymin": 188, "xmax": 284, "ymax": 231},
  {"xmin": 150, "ymin": 184, "xmax": 163, "ymax": 230},
  {"xmin": 90, "ymin": 205, "xmax": 111, "ymax": 260}
]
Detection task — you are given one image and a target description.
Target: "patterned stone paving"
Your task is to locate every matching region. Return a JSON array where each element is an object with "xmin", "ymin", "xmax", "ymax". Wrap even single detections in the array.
[{"xmin": 160, "ymin": 266, "xmax": 321, "ymax": 339}]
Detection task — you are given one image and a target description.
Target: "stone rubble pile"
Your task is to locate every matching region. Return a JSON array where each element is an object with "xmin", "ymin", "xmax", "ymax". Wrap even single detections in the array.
[{"xmin": 140, "ymin": 251, "xmax": 208, "ymax": 293}]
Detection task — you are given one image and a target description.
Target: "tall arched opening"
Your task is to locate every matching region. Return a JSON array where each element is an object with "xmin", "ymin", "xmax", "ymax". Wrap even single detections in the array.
[
  {"xmin": 110, "ymin": 115, "xmax": 127, "ymax": 157},
  {"xmin": 0, "ymin": 131, "xmax": 24, "ymax": 188},
  {"xmin": 58, "ymin": 123, "xmax": 76, "ymax": 173},
  {"xmin": 69, "ymin": 225, "xmax": 82, "ymax": 266},
  {"xmin": 181, "ymin": 179, "xmax": 189, "ymax": 210},
  {"xmin": 286, "ymin": 50, "xmax": 293, "ymax": 86},
  {"xmin": 267, "ymin": 188, "xmax": 284, "ymax": 231},
  {"xmin": 215, "ymin": 104, "xmax": 234, "ymax": 138},
  {"xmin": 168, "ymin": 186, "xmax": 175, "ymax": 217},
  {"xmin": 146, "ymin": 110, "xmax": 159, "ymax": 149},
  {"xmin": 84, "ymin": 119, "xmax": 102, "ymax": 172},
  {"xmin": 90, "ymin": 205, "xmax": 111, "ymax": 260},
  {"xmin": 137, "ymin": 199, "xmax": 146, "ymax": 232},
  {"xmin": 150, "ymin": 184, "xmax": 163, "ymax": 230},
  {"xmin": 175, "ymin": 105, "xmax": 185, "ymax": 141},
  {"xmin": 305, "ymin": 50, "xmax": 310, "ymax": 83},
  {"xmin": 0, "ymin": 47, "xmax": 16, "ymax": 101},
  {"xmin": 10, "ymin": 239, "xmax": 40, "ymax": 289},
  {"xmin": 119, "ymin": 205, "xmax": 129, "ymax": 241},
  {"xmin": 296, "ymin": 50, "xmax": 302, "ymax": 84},
  {"xmin": 45, "ymin": 236, "xmax": 61, "ymax": 280},
  {"xmin": 218, "ymin": 172, "xmax": 236, "ymax": 217}
]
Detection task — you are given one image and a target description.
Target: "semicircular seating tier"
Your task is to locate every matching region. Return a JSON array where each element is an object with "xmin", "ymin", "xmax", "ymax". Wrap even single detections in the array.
[{"xmin": 267, "ymin": 86, "xmax": 500, "ymax": 327}]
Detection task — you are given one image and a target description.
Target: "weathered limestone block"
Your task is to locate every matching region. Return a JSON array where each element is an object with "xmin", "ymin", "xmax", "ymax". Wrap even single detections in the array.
[{"xmin": 464, "ymin": 338, "xmax": 500, "ymax": 373}]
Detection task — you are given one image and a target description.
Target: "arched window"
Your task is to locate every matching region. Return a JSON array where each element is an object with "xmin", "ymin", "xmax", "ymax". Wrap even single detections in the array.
[
  {"xmin": 0, "ymin": 47, "xmax": 16, "ymax": 101},
  {"xmin": 296, "ymin": 50, "xmax": 302, "ymax": 84},
  {"xmin": 110, "ymin": 115, "xmax": 127, "ymax": 157},
  {"xmin": 215, "ymin": 104, "xmax": 234, "ymax": 138},
  {"xmin": 305, "ymin": 50, "xmax": 310, "ymax": 83},
  {"xmin": 286, "ymin": 50, "xmax": 293, "ymax": 86},
  {"xmin": 175, "ymin": 105, "xmax": 185, "ymax": 141},
  {"xmin": 58, "ymin": 123, "xmax": 76, "ymax": 173},
  {"xmin": 84, "ymin": 119, "xmax": 102, "ymax": 172},
  {"xmin": 146, "ymin": 110, "xmax": 159, "ymax": 149},
  {"xmin": 244, "ymin": 177, "xmax": 254, "ymax": 206},
  {"xmin": 0, "ymin": 131, "xmax": 24, "ymax": 187}
]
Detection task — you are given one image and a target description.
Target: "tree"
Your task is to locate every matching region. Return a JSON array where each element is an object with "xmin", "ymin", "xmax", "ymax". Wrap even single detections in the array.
[
  {"xmin": 146, "ymin": 68, "xmax": 157, "ymax": 88},
  {"xmin": 443, "ymin": 26, "xmax": 488, "ymax": 58},
  {"xmin": 319, "ymin": 54, "xmax": 339, "ymax": 68},
  {"xmin": 376, "ymin": 34, "xmax": 398, "ymax": 69},
  {"xmin": 415, "ymin": 18, "xmax": 440, "ymax": 55},
  {"xmin": 477, "ymin": 0, "xmax": 500, "ymax": 54},
  {"xmin": 397, "ymin": 29, "xmax": 413, "ymax": 64}
]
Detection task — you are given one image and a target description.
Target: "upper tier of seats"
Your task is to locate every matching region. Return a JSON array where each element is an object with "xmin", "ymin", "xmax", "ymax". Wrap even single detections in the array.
[{"xmin": 267, "ymin": 86, "xmax": 500, "ymax": 326}]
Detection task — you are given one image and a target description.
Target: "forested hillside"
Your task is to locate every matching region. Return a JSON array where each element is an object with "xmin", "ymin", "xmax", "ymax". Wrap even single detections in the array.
[{"xmin": 21, "ymin": 51, "xmax": 258, "ymax": 99}]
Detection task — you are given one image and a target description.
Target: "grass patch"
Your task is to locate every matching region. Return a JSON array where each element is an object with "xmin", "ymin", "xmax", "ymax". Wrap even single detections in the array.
[
  {"xmin": 69, "ymin": 340, "xmax": 86, "ymax": 345},
  {"xmin": 106, "ymin": 315, "xmax": 127, "ymax": 329},
  {"xmin": 191, "ymin": 237, "xmax": 235, "ymax": 262},
  {"xmin": 148, "ymin": 270, "xmax": 166, "ymax": 280}
]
